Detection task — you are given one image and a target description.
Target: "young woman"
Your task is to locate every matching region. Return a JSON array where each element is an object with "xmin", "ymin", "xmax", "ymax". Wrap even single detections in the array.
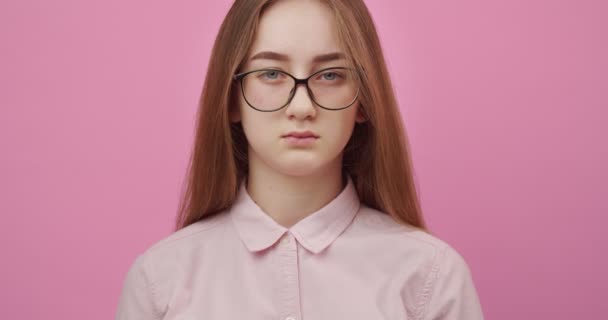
[{"xmin": 116, "ymin": 0, "xmax": 484, "ymax": 319}]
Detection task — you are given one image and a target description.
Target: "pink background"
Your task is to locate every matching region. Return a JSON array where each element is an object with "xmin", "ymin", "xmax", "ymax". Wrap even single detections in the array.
[{"xmin": 1, "ymin": 0, "xmax": 606, "ymax": 318}]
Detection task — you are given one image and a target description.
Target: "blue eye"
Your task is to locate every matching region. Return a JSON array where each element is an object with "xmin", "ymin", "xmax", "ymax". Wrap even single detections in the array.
[
  {"xmin": 318, "ymin": 71, "xmax": 344, "ymax": 81},
  {"xmin": 323, "ymin": 72, "xmax": 337, "ymax": 80},
  {"xmin": 261, "ymin": 70, "xmax": 281, "ymax": 79}
]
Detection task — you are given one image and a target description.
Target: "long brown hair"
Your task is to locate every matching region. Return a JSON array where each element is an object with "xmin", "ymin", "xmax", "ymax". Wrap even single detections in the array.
[{"xmin": 175, "ymin": 0, "xmax": 428, "ymax": 233}]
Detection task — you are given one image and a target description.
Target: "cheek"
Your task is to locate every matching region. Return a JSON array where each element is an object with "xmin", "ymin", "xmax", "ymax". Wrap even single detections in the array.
[
  {"xmin": 329, "ymin": 107, "xmax": 359, "ymax": 141},
  {"xmin": 343, "ymin": 101, "xmax": 361, "ymax": 121},
  {"xmin": 239, "ymin": 103, "xmax": 276, "ymax": 147}
]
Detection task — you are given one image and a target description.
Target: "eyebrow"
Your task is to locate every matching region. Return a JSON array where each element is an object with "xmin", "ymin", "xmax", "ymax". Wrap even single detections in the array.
[{"xmin": 249, "ymin": 51, "xmax": 346, "ymax": 64}]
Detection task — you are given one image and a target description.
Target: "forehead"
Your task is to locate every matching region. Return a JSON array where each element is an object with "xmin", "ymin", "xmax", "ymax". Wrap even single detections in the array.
[{"xmin": 248, "ymin": 0, "xmax": 342, "ymax": 63}]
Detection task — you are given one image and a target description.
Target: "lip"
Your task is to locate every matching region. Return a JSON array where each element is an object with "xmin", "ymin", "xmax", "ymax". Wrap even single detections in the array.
[
  {"xmin": 281, "ymin": 130, "xmax": 320, "ymax": 138},
  {"xmin": 283, "ymin": 136, "xmax": 318, "ymax": 147}
]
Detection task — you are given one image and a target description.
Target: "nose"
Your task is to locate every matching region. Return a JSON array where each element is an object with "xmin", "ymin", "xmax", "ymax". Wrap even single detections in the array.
[{"xmin": 285, "ymin": 82, "xmax": 317, "ymax": 119}]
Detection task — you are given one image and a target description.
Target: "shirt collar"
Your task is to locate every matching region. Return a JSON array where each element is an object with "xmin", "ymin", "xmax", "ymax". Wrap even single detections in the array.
[{"xmin": 229, "ymin": 174, "xmax": 361, "ymax": 254}]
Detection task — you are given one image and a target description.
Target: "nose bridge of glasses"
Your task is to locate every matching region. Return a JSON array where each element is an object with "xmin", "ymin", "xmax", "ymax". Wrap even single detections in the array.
[{"xmin": 290, "ymin": 77, "xmax": 314, "ymax": 101}]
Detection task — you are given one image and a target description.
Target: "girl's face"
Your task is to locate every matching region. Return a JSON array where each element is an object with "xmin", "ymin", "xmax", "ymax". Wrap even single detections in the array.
[{"xmin": 231, "ymin": 0, "xmax": 366, "ymax": 177}]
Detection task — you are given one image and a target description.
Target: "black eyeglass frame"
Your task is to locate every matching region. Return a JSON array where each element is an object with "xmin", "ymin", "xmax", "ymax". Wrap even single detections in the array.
[{"xmin": 232, "ymin": 66, "xmax": 360, "ymax": 112}]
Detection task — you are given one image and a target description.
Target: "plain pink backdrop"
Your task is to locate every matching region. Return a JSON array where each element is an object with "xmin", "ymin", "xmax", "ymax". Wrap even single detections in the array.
[{"xmin": 1, "ymin": 0, "xmax": 606, "ymax": 319}]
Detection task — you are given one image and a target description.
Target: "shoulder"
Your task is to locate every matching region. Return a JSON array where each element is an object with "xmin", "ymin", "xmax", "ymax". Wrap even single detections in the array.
[
  {"xmin": 351, "ymin": 204, "xmax": 473, "ymax": 282},
  {"xmin": 137, "ymin": 212, "xmax": 229, "ymax": 279},
  {"xmin": 351, "ymin": 206, "xmax": 481, "ymax": 319},
  {"xmin": 126, "ymin": 212, "xmax": 231, "ymax": 313},
  {"xmin": 352, "ymin": 204, "xmax": 452, "ymax": 253},
  {"xmin": 141, "ymin": 211, "xmax": 229, "ymax": 263}
]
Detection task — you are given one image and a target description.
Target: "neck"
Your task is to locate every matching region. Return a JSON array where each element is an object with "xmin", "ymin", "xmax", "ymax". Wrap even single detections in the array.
[{"xmin": 246, "ymin": 156, "xmax": 346, "ymax": 229}]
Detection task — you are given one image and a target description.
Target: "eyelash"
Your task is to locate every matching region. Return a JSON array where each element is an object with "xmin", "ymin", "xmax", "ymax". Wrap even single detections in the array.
[{"xmin": 260, "ymin": 69, "xmax": 344, "ymax": 80}]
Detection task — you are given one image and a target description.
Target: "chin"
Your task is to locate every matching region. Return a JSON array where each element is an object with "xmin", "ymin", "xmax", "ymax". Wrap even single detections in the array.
[
  {"xmin": 271, "ymin": 157, "xmax": 328, "ymax": 177},
  {"xmin": 277, "ymin": 163, "xmax": 324, "ymax": 177}
]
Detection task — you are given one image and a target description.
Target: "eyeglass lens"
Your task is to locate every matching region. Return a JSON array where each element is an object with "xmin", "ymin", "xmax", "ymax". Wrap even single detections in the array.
[{"xmin": 241, "ymin": 68, "xmax": 357, "ymax": 111}]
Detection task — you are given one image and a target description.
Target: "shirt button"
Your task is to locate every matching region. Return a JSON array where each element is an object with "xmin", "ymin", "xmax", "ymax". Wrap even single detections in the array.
[
  {"xmin": 285, "ymin": 317, "xmax": 296, "ymax": 320},
  {"xmin": 281, "ymin": 237, "xmax": 290, "ymax": 244}
]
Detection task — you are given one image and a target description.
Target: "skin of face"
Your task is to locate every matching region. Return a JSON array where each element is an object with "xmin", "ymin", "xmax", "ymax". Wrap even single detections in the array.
[{"xmin": 231, "ymin": 0, "xmax": 366, "ymax": 180}]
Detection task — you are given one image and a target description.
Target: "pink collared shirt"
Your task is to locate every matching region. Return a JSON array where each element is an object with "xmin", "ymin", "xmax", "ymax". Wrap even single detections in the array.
[{"xmin": 116, "ymin": 175, "xmax": 484, "ymax": 319}]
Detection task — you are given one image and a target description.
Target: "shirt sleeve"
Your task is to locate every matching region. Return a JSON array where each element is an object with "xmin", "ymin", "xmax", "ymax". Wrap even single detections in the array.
[
  {"xmin": 420, "ymin": 244, "xmax": 484, "ymax": 320},
  {"xmin": 115, "ymin": 254, "xmax": 162, "ymax": 320}
]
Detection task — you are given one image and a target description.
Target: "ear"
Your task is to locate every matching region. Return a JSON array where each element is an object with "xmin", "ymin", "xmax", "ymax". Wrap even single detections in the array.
[
  {"xmin": 229, "ymin": 106, "xmax": 241, "ymax": 123},
  {"xmin": 229, "ymin": 87, "xmax": 242, "ymax": 123},
  {"xmin": 355, "ymin": 104, "xmax": 367, "ymax": 124}
]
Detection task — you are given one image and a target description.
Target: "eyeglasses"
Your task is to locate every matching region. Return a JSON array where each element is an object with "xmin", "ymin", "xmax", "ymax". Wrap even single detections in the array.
[{"xmin": 233, "ymin": 67, "xmax": 359, "ymax": 112}]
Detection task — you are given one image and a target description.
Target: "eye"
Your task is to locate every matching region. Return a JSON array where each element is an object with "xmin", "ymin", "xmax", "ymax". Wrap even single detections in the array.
[
  {"xmin": 319, "ymin": 71, "xmax": 343, "ymax": 81},
  {"xmin": 260, "ymin": 70, "xmax": 283, "ymax": 80}
]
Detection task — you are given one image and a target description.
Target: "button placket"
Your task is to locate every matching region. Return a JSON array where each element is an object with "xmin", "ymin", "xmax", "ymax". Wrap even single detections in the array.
[{"xmin": 276, "ymin": 233, "xmax": 302, "ymax": 320}]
